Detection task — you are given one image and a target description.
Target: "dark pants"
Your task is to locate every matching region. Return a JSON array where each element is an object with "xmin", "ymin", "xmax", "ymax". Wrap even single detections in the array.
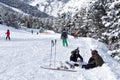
[
  {"xmin": 6, "ymin": 36, "xmax": 10, "ymax": 40},
  {"xmin": 82, "ymin": 64, "xmax": 96, "ymax": 69}
]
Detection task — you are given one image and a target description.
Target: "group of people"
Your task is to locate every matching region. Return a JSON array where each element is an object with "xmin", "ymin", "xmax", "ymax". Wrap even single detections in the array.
[
  {"xmin": 61, "ymin": 28, "xmax": 104, "ymax": 69},
  {"xmin": 5, "ymin": 28, "xmax": 104, "ymax": 70},
  {"xmin": 66, "ymin": 48, "xmax": 104, "ymax": 69}
]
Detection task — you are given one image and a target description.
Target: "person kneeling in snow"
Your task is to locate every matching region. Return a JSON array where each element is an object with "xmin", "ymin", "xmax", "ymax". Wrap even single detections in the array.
[
  {"xmin": 82, "ymin": 50, "xmax": 104, "ymax": 69},
  {"xmin": 66, "ymin": 48, "xmax": 84, "ymax": 68}
]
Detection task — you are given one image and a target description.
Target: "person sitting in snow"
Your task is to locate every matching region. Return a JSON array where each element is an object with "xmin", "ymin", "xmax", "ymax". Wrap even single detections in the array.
[
  {"xmin": 66, "ymin": 47, "xmax": 84, "ymax": 68},
  {"xmin": 5, "ymin": 29, "xmax": 10, "ymax": 40},
  {"xmin": 82, "ymin": 50, "xmax": 104, "ymax": 69}
]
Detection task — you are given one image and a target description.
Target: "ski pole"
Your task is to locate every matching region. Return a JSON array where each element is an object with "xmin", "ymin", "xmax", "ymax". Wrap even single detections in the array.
[
  {"xmin": 54, "ymin": 39, "xmax": 57, "ymax": 68},
  {"xmin": 50, "ymin": 40, "xmax": 54, "ymax": 67}
]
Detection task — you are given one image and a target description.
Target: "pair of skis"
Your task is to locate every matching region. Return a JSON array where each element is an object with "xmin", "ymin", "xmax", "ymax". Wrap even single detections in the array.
[
  {"xmin": 40, "ymin": 66, "xmax": 77, "ymax": 72},
  {"xmin": 41, "ymin": 39, "xmax": 77, "ymax": 72}
]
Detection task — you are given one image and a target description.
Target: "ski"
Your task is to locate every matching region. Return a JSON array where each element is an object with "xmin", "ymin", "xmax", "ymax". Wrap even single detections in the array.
[{"xmin": 40, "ymin": 66, "xmax": 77, "ymax": 72}]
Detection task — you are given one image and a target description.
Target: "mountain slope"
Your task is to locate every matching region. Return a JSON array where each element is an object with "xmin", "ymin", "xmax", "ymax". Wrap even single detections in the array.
[
  {"xmin": 0, "ymin": 0, "xmax": 49, "ymax": 18},
  {"xmin": 22, "ymin": 0, "xmax": 95, "ymax": 17},
  {"xmin": 0, "ymin": 24, "xmax": 120, "ymax": 80}
]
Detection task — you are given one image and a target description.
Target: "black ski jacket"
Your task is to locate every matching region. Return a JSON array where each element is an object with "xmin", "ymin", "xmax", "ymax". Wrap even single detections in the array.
[
  {"xmin": 61, "ymin": 31, "xmax": 68, "ymax": 39},
  {"xmin": 70, "ymin": 53, "xmax": 83, "ymax": 62}
]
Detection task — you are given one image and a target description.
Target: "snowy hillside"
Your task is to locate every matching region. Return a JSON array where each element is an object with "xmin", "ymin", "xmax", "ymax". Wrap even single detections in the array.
[
  {"xmin": 0, "ymin": 2, "xmax": 26, "ymax": 15},
  {"xmin": 0, "ymin": 0, "xmax": 49, "ymax": 18},
  {"xmin": 27, "ymin": 0, "xmax": 96, "ymax": 17},
  {"xmin": 0, "ymin": 24, "xmax": 120, "ymax": 80}
]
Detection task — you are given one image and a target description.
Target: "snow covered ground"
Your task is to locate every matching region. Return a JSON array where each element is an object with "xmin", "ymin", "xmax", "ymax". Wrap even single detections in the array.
[{"xmin": 0, "ymin": 24, "xmax": 120, "ymax": 80}]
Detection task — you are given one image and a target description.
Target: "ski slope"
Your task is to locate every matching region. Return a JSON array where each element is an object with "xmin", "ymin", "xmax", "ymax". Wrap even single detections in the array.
[{"xmin": 0, "ymin": 25, "xmax": 120, "ymax": 80}]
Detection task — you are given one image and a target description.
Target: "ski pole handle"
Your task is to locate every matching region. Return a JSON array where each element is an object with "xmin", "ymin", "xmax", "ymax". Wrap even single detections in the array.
[
  {"xmin": 55, "ymin": 39, "xmax": 57, "ymax": 44},
  {"xmin": 51, "ymin": 40, "xmax": 54, "ymax": 47}
]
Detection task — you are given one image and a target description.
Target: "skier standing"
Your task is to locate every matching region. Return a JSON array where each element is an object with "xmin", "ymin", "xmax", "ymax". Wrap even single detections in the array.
[
  {"xmin": 61, "ymin": 29, "xmax": 68, "ymax": 47},
  {"xmin": 5, "ymin": 29, "xmax": 10, "ymax": 40},
  {"xmin": 31, "ymin": 30, "xmax": 33, "ymax": 34}
]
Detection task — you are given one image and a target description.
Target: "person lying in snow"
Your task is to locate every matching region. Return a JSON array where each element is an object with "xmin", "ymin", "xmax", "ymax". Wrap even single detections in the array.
[
  {"xmin": 66, "ymin": 47, "xmax": 85, "ymax": 68},
  {"xmin": 82, "ymin": 50, "xmax": 104, "ymax": 69}
]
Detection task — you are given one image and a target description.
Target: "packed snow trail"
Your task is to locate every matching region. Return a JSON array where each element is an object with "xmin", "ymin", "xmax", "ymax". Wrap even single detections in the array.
[{"xmin": 0, "ymin": 25, "xmax": 120, "ymax": 80}]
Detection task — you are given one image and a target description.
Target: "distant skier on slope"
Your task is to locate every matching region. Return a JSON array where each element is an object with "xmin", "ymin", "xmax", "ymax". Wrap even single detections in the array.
[
  {"xmin": 82, "ymin": 50, "xmax": 104, "ymax": 69},
  {"xmin": 31, "ymin": 30, "xmax": 33, "ymax": 34},
  {"xmin": 5, "ymin": 29, "xmax": 10, "ymax": 40},
  {"xmin": 66, "ymin": 47, "xmax": 84, "ymax": 68},
  {"xmin": 72, "ymin": 29, "xmax": 78, "ymax": 38},
  {"xmin": 61, "ymin": 29, "xmax": 68, "ymax": 47}
]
